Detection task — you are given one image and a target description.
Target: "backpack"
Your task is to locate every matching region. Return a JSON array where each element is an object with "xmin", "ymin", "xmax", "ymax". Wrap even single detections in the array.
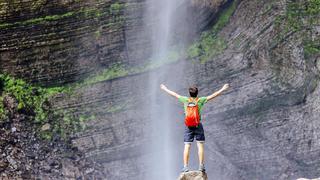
[{"xmin": 185, "ymin": 97, "xmax": 200, "ymax": 127}]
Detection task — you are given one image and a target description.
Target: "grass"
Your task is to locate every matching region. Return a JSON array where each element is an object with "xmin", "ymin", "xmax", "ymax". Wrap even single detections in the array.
[{"xmin": 187, "ymin": 0, "xmax": 237, "ymax": 63}]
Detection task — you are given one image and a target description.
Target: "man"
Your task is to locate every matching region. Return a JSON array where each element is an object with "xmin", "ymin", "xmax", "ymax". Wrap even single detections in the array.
[{"xmin": 160, "ymin": 83, "xmax": 229, "ymax": 172}]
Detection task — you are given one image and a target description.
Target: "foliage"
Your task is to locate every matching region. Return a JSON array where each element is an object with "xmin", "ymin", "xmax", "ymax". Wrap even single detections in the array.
[
  {"xmin": 274, "ymin": 0, "xmax": 320, "ymax": 57},
  {"xmin": 304, "ymin": 39, "xmax": 320, "ymax": 57},
  {"xmin": 69, "ymin": 50, "xmax": 180, "ymax": 88},
  {"xmin": 187, "ymin": 0, "xmax": 237, "ymax": 63},
  {"xmin": 78, "ymin": 63, "xmax": 129, "ymax": 87},
  {"xmin": 0, "ymin": 96, "xmax": 5, "ymax": 120},
  {"xmin": 0, "ymin": 73, "xmax": 94, "ymax": 140},
  {"xmin": 0, "ymin": 74, "xmax": 66, "ymax": 123},
  {"xmin": 110, "ymin": 3, "xmax": 125, "ymax": 14},
  {"xmin": 0, "ymin": 1, "xmax": 127, "ymax": 29}
]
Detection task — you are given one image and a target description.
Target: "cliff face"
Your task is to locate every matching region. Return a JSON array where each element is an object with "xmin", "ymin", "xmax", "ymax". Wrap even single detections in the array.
[
  {"xmin": 0, "ymin": 0, "xmax": 215, "ymax": 86},
  {"xmin": 1, "ymin": 0, "xmax": 320, "ymax": 179}
]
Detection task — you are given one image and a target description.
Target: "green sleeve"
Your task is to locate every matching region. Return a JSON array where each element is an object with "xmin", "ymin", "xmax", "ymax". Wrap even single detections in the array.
[
  {"xmin": 178, "ymin": 96, "xmax": 189, "ymax": 103},
  {"xmin": 199, "ymin": 97, "xmax": 208, "ymax": 104}
]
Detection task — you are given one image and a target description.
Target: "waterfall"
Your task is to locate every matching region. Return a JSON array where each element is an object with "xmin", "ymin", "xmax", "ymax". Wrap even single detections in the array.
[{"xmin": 144, "ymin": 0, "xmax": 187, "ymax": 179}]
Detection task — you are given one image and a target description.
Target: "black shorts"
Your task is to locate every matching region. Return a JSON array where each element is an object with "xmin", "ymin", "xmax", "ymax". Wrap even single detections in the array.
[{"xmin": 184, "ymin": 123, "xmax": 205, "ymax": 143}]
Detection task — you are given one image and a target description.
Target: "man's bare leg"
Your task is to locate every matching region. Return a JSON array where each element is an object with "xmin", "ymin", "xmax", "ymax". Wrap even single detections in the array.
[
  {"xmin": 183, "ymin": 143, "xmax": 191, "ymax": 167},
  {"xmin": 197, "ymin": 141, "xmax": 205, "ymax": 171}
]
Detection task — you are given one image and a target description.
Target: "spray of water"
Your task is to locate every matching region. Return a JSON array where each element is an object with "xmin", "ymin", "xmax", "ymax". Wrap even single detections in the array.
[{"xmin": 144, "ymin": 0, "xmax": 188, "ymax": 179}]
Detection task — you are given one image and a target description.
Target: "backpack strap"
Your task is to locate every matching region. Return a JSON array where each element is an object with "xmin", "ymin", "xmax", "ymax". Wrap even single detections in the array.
[{"xmin": 188, "ymin": 97, "xmax": 199, "ymax": 103}]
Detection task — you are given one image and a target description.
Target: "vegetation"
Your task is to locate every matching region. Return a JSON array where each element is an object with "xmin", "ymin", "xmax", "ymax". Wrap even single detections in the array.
[
  {"xmin": 69, "ymin": 50, "xmax": 180, "ymax": 88},
  {"xmin": 0, "ymin": 74, "xmax": 66, "ymax": 122},
  {"xmin": 0, "ymin": 74, "xmax": 74, "ymax": 140},
  {"xmin": 187, "ymin": 0, "xmax": 237, "ymax": 63},
  {"xmin": 0, "ymin": 96, "xmax": 5, "ymax": 120},
  {"xmin": 110, "ymin": 3, "xmax": 125, "ymax": 14},
  {"xmin": 0, "ymin": 2, "xmax": 127, "ymax": 29},
  {"xmin": 79, "ymin": 63, "xmax": 129, "ymax": 87},
  {"xmin": 274, "ymin": 0, "xmax": 320, "ymax": 57},
  {"xmin": 304, "ymin": 40, "xmax": 320, "ymax": 57}
]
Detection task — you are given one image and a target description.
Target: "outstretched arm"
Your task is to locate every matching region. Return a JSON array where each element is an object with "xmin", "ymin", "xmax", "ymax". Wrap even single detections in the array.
[
  {"xmin": 206, "ymin": 84, "xmax": 229, "ymax": 101},
  {"xmin": 160, "ymin": 84, "xmax": 181, "ymax": 99}
]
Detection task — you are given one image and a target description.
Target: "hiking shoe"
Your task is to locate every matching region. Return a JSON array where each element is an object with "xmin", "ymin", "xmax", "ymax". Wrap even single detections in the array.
[
  {"xmin": 199, "ymin": 164, "xmax": 206, "ymax": 172},
  {"xmin": 181, "ymin": 166, "xmax": 189, "ymax": 172}
]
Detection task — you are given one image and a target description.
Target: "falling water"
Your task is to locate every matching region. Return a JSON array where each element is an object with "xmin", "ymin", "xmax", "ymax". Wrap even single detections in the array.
[{"xmin": 144, "ymin": 0, "xmax": 188, "ymax": 179}]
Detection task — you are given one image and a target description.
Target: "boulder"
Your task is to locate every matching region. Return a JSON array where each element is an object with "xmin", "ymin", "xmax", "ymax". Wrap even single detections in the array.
[{"xmin": 178, "ymin": 171, "xmax": 208, "ymax": 180}]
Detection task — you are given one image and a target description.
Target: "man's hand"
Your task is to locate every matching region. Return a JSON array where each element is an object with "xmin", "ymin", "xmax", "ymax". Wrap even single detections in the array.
[
  {"xmin": 222, "ymin": 84, "xmax": 229, "ymax": 91},
  {"xmin": 160, "ymin": 84, "xmax": 167, "ymax": 90},
  {"xmin": 160, "ymin": 83, "xmax": 181, "ymax": 99},
  {"xmin": 206, "ymin": 83, "xmax": 230, "ymax": 101}
]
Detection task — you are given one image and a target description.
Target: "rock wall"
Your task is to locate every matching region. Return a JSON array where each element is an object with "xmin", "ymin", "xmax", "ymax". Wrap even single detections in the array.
[
  {"xmin": 0, "ymin": 0, "xmax": 216, "ymax": 86},
  {"xmin": 1, "ymin": 0, "xmax": 320, "ymax": 179},
  {"xmin": 54, "ymin": 0, "xmax": 320, "ymax": 179}
]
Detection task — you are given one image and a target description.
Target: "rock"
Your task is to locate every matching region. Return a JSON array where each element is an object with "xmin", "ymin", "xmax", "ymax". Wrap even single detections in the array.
[
  {"xmin": 11, "ymin": 127, "xmax": 16, "ymax": 133},
  {"xmin": 6, "ymin": 156, "xmax": 17, "ymax": 170},
  {"xmin": 40, "ymin": 123, "xmax": 50, "ymax": 131},
  {"xmin": 0, "ymin": 160, "xmax": 9, "ymax": 171},
  {"xmin": 3, "ymin": 95, "xmax": 18, "ymax": 117},
  {"xmin": 178, "ymin": 171, "xmax": 208, "ymax": 180},
  {"xmin": 62, "ymin": 159, "xmax": 81, "ymax": 178}
]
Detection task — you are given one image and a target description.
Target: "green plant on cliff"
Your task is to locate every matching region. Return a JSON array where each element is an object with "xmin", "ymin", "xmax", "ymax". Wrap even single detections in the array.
[
  {"xmin": 69, "ymin": 50, "xmax": 180, "ymax": 88},
  {"xmin": 79, "ymin": 63, "xmax": 129, "ymax": 87},
  {"xmin": 187, "ymin": 0, "xmax": 237, "ymax": 63},
  {"xmin": 0, "ymin": 96, "xmax": 5, "ymax": 120},
  {"xmin": 304, "ymin": 39, "xmax": 320, "ymax": 57},
  {"xmin": 0, "ymin": 7, "xmax": 103, "ymax": 29},
  {"xmin": 0, "ymin": 74, "xmax": 89, "ymax": 140},
  {"xmin": 0, "ymin": 74, "xmax": 65, "ymax": 123},
  {"xmin": 273, "ymin": 0, "xmax": 320, "ymax": 57},
  {"xmin": 110, "ymin": 3, "xmax": 125, "ymax": 14}
]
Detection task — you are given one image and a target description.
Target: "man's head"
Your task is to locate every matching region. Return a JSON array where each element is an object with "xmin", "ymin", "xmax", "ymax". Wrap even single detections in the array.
[{"xmin": 189, "ymin": 86, "xmax": 198, "ymax": 97}]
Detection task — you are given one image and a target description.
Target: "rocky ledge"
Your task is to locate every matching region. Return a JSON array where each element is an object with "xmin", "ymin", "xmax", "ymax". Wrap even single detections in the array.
[{"xmin": 178, "ymin": 171, "xmax": 208, "ymax": 180}]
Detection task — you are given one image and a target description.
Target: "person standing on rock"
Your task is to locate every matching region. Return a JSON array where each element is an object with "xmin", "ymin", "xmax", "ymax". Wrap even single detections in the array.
[{"xmin": 160, "ymin": 83, "xmax": 229, "ymax": 172}]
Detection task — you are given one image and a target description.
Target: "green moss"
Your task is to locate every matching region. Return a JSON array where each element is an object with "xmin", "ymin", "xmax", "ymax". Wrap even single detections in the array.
[
  {"xmin": 273, "ymin": 0, "xmax": 320, "ymax": 53},
  {"xmin": 40, "ymin": 131, "xmax": 53, "ymax": 141},
  {"xmin": 80, "ymin": 64, "xmax": 129, "ymax": 86},
  {"xmin": 110, "ymin": 3, "xmax": 125, "ymax": 14},
  {"xmin": 304, "ymin": 40, "xmax": 320, "ymax": 57},
  {"xmin": 211, "ymin": 0, "xmax": 237, "ymax": 35},
  {"xmin": 95, "ymin": 30, "xmax": 101, "ymax": 39},
  {"xmin": 187, "ymin": 0, "xmax": 237, "ymax": 63},
  {"xmin": 0, "ymin": 74, "xmax": 66, "ymax": 123},
  {"xmin": 0, "ymin": 6, "xmax": 108, "ymax": 29},
  {"xmin": 0, "ymin": 11, "xmax": 77, "ymax": 29},
  {"xmin": 68, "ymin": 50, "xmax": 180, "ymax": 88},
  {"xmin": 0, "ymin": 96, "xmax": 5, "ymax": 121}
]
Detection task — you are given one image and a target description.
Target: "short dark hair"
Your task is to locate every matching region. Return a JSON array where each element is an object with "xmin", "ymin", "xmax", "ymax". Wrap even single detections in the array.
[{"xmin": 189, "ymin": 86, "xmax": 198, "ymax": 97}]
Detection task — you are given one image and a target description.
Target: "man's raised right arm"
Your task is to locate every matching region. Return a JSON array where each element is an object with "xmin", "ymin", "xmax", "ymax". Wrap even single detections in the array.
[{"xmin": 160, "ymin": 84, "xmax": 181, "ymax": 99}]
